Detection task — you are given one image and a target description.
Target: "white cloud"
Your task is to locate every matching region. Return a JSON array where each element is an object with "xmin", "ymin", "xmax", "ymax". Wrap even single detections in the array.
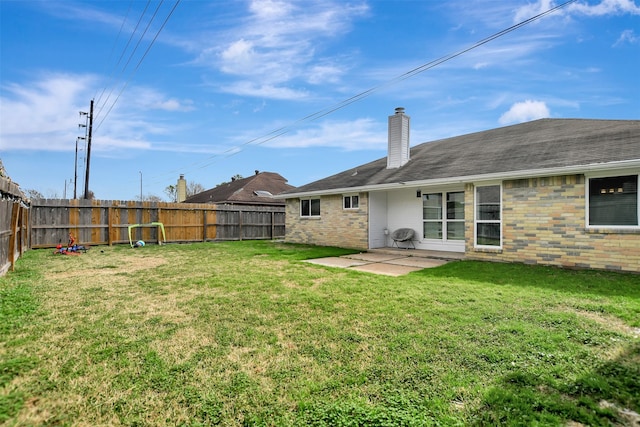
[
  {"xmin": 40, "ymin": 1, "xmax": 127, "ymax": 28},
  {"xmin": 126, "ymin": 87, "xmax": 195, "ymax": 112},
  {"xmin": 220, "ymin": 39, "xmax": 257, "ymax": 74},
  {"xmin": 614, "ymin": 29, "xmax": 640, "ymax": 46},
  {"xmin": 219, "ymin": 81, "xmax": 309, "ymax": 100},
  {"xmin": 498, "ymin": 100, "xmax": 550, "ymax": 125},
  {"xmin": 513, "ymin": 0, "xmax": 640, "ymax": 23},
  {"xmin": 0, "ymin": 73, "xmax": 94, "ymax": 151},
  {"xmin": 307, "ymin": 63, "xmax": 345, "ymax": 84},
  {"xmin": 568, "ymin": 0, "xmax": 640, "ymax": 16},
  {"xmin": 249, "ymin": 0, "xmax": 294, "ymax": 20},
  {"xmin": 513, "ymin": 0, "xmax": 556, "ymax": 23},
  {"xmin": 0, "ymin": 74, "xmax": 193, "ymax": 152},
  {"xmin": 261, "ymin": 118, "xmax": 385, "ymax": 150},
  {"xmin": 196, "ymin": 1, "xmax": 369, "ymax": 98}
]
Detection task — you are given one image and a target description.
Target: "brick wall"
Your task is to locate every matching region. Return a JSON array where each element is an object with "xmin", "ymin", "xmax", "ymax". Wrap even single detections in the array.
[
  {"xmin": 285, "ymin": 193, "xmax": 369, "ymax": 250},
  {"xmin": 466, "ymin": 175, "xmax": 640, "ymax": 273}
]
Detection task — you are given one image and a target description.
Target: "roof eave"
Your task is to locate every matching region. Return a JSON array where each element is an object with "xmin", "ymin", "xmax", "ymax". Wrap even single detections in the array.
[{"xmin": 275, "ymin": 159, "xmax": 640, "ymax": 199}]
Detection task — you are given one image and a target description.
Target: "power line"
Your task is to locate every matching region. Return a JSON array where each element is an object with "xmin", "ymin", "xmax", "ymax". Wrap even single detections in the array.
[
  {"xmin": 93, "ymin": 0, "xmax": 134, "ymax": 105},
  {"xmin": 73, "ymin": 0, "xmax": 181, "ymax": 195},
  {"xmin": 94, "ymin": 0, "xmax": 152, "ymax": 119},
  {"xmin": 95, "ymin": 0, "xmax": 180, "ymax": 131},
  {"xmin": 118, "ymin": 0, "xmax": 165, "ymax": 81},
  {"xmin": 163, "ymin": 0, "xmax": 578, "ymax": 177}
]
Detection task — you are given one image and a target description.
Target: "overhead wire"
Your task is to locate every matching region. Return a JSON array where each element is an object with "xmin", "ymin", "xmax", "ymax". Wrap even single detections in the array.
[
  {"xmin": 94, "ymin": 0, "xmax": 180, "ymax": 131},
  {"xmin": 94, "ymin": 0, "xmax": 152, "ymax": 119},
  {"xmin": 93, "ymin": 0, "xmax": 134, "ymax": 105},
  {"xmin": 172, "ymin": 0, "xmax": 578, "ymax": 176},
  {"xmin": 71, "ymin": 0, "xmax": 181, "ymax": 195},
  {"xmin": 78, "ymin": 0, "xmax": 135, "ymax": 192}
]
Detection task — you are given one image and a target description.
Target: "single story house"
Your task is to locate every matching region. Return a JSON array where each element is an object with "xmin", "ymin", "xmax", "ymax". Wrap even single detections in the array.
[
  {"xmin": 276, "ymin": 108, "xmax": 640, "ymax": 273},
  {"xmin": 183, "ymin": 171, "xmax": 294, "ymax": 206}
]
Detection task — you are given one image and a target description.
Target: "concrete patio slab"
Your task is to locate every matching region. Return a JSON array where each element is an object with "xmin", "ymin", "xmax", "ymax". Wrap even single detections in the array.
[
  {"xmin": 350, "ymin": 263, "xmax": 423, "ymax": 276},
  {"xmin": 303, "ymin": 257, "xmax": 369, "ymax": 268},
  {"xmin": 303, "ymin": 251, "xmax": 456, "ymax": 276},
  {"xmin": 369, "ymin": 248, "xmax": 466, "ymax": 260},
  {"xmin": 342, "ymin": 253, "xmax": 407, "ymax": 263},
  {"xmin": 384, "ymin": 257, "xmax": 450, "ymax": 268}
]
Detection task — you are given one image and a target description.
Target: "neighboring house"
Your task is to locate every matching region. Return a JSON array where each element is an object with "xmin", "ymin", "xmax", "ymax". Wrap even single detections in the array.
[
  {"xmin": 183, "ymin": 171, "xmax": 294, "ymax": 206},
  {"xmin": 277, "ymin": 108, "xmax": 640, "ymax": 273}
]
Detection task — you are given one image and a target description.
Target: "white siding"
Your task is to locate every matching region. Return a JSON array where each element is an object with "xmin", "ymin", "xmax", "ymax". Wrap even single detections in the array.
[
  {"xmin": 368, "ymin": 191, "xmax": 388, "ymax": 248},
  {"xmin": 387, "ymin": 189, "xmax": 423, "ymax": 240},
  {"xmin": 387, "ymin": 111, "xmax": 410, "ymax": 169},
  {"xmin": 371, "ymin": 187, "xmax": 465, "ymax": 252}
]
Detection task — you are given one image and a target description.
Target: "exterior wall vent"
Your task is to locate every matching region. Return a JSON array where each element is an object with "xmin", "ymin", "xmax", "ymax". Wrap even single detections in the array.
[{"xmin": 387, "ymin": 107, "xmax": 410, "ymax": 169}]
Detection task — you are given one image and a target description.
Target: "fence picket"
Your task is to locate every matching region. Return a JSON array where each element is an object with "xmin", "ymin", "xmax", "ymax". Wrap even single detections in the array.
[{"xmin": 27, "ymin": 199, "xmax": 285, "ymax": 248}]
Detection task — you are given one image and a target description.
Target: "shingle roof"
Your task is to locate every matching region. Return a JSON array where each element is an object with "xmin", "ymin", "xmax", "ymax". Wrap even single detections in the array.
[
  {"xmin": 282, "ymin": 118, "xmax": 640, "ymax": 196},
  {"xmin": 183, "ymin": 172, "xmax": 294, "ymax": 205}
]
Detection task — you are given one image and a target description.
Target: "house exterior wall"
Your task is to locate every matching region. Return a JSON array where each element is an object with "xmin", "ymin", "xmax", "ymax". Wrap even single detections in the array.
[
  {"xmin": 466, "ymin": 174, "xmax": 640, "ymax": 273},
  {"xmin": 284, "ymin": 174, "xmax": 638, "ymax": 272},
  {"xmin": 368, "ymin": 191, "xmax": 388, "ymax": 248},
  {"xmin": 284, "ymin": 193, "xmax": 369, "ymax": 250},
  {"xmin": 386, "ymin": 188, "xmax": 423, "ymax": 246}
]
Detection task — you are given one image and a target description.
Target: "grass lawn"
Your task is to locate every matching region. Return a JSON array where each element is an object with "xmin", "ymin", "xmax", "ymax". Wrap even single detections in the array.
[{"xmin": 1, "ymin": 240, "xmax": 639, "ymax": 426}]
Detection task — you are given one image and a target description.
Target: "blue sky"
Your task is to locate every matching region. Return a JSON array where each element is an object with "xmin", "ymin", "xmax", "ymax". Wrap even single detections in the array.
[{"xmin": 1, "ymin": 0, "xmax": 639, "ymax": 201}]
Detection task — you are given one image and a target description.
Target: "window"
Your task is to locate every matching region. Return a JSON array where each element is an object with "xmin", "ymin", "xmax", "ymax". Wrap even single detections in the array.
[
  {"xmin": 423, "ymin": 193, "xmax": 442, "ymax": 238},
  {"xmin": 300, "ymin": 198, "xmax": 320, "ymax": 217},
  {"xmin": 446, "ymin": 191, "xmax": 465, "ymax": 240},
  {"xmin": 475, "ymin": 185, "xmax": 501, "ymax": 247},
  {"xmin": 422, "ymin": 191, "xmax": 464, "ymax": 240},
  {"xmin": 588, "ymin": 175, "xmax": 638, "ymax": 227},
  {"xmin": 343, "ymin": 195, "xmax": 359, "ymax": 209}
]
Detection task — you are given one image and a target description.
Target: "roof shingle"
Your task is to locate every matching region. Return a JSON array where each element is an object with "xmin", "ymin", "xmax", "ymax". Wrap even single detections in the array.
[
  {"xmin": 283, "ymin": 118, "xmax": 640, "ymax": 195},
  {"xmin": 184, "ymin": 172, "xmax": 294, "ymax": 205}
]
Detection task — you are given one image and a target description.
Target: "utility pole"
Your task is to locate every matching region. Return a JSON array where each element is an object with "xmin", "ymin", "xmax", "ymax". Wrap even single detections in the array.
[
  {"xmin": 77, "ymin": 111, "xmax": 88, "ymax": 199},
  {"xmin": 83, "ymin": 99, "xmax": 94, "ymax": 199}
]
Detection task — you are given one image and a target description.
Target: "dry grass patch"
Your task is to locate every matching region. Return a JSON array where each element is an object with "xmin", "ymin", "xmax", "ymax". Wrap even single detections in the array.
[
  {"xmin": 572, "ymin": 308, "xmax": 640, "ymax": 338},
  {"xmin": 2, "ymin": 242, "xmax": 639, "ymax": 426}
]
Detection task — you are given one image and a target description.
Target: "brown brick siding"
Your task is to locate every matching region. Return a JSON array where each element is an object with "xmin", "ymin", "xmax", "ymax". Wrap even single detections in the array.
[
  {"xmin": 466, "ymin": 175, "xmax": 640, "ymax": 273},
  {"xmin": 285, "ymin": 193, "xmax": 369, "ymax": 250}
]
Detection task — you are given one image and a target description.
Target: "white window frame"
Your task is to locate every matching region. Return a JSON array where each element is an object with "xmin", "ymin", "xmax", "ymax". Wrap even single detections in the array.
[
  {"xmin": 300, "ymin": 198, "xmax": 321, "ymax": 218},
  {"xmin": 474, "ymin": 183, "xmax": 502, "ymax": 249},
  {"xmin": 422, "ymin": 191, "xmax": 465, "ymax": 242},
  {"xmin": 343, "ymin": 194, "xmax": 360, "ymax": 210},
  {"xmin": 585, "ymin": 172, "xmax": 639, "ymax": 229}
]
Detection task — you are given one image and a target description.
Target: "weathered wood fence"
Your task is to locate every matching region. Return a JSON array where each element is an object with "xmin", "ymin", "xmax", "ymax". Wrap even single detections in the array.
[
  {"xmin": 0, "ymin": 177, "xmax": 30, "ymax": 275},
  {"xmin": 29, "ymin": 199, "xmax": 286, "ymax": 248}
]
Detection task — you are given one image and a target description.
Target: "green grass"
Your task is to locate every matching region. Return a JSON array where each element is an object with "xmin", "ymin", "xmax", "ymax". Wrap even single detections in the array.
[{"xmin": 1, "ymin": 241, "xmax": 639, "ymax": 426}]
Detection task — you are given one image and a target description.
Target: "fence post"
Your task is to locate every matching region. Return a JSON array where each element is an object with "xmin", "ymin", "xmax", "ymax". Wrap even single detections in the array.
[
  {"xmin": 202, "ymin": 209, "xmax": 207, "ymax": 242},
  {"xmin": 107, "ymin": 207, "xmax": 113, "ymax": 246},
  {"xmin": 24, "ymin": 205, "xmax": 30, "ymax": 255},
  {"xmin": 27, "ymin": 200, "xmax": 285, "ymax": 247},
  {"xmin": 8, "ymin": 203, "xmax": 20, "ymax": 272}
]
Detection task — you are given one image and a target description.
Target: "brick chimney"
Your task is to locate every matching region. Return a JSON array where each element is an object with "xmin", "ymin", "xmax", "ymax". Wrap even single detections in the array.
[
  {"xmin": 177, "ymin": 174, "xmax": 187, "ymax": 202},
  {"xmin": 387, "ymin": 107, "xmax": 410, "ymax": 169}
]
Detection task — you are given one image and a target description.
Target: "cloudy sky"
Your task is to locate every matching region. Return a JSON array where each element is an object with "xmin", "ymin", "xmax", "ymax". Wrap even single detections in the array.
[{"xmin": 1, "ymin": 0, "xmax": 639, "ymax": 200}]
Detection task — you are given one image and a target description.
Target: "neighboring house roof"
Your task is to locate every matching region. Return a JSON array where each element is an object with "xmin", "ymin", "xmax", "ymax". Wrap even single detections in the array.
[
  {"xmin": 281, "ymin": 118, "xmax": 640, "ymax": 197},
  {"xmin": 183, "ymin": 172, "xmax": 294, "ymax": 205}
]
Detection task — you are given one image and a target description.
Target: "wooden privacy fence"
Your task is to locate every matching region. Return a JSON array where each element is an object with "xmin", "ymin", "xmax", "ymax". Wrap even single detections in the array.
[
  {"xmin": 0, "ymin": 177, "xmax": 30, "ymax": 275},
  {"xmin": 29, "ymin": 199, "xmax": 286, "ymax": 248}
]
